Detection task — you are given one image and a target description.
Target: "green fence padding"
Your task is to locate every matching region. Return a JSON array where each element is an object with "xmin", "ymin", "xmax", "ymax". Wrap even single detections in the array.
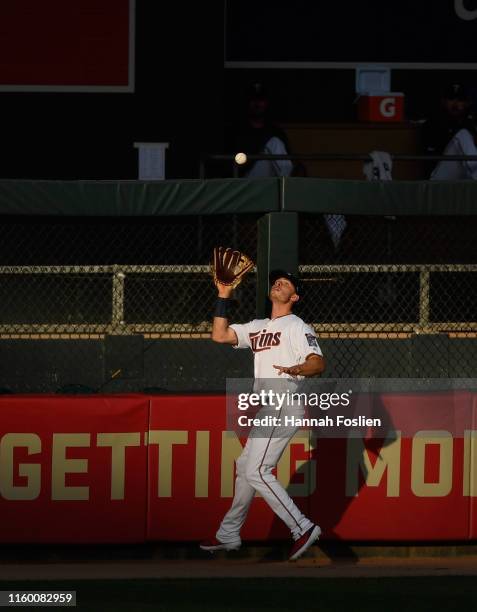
[
  {"xmin": 2, "ymin": 177, "xmax": 477, "ymax": 217},
  {"xmin": 284, "ymin": 178, "xmax": 477, "ymax": 216},
  {"xmin": 0, "ymin": 178, "xmax": 280, "ymax": 216}
]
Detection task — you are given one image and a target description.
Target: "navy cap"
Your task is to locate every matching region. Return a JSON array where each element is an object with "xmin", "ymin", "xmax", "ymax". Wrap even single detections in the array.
[
  {"xmin": 246, "ymin": 80, "xmax": 269, "ymax": 100},
  {"xmin": 269, "ymin": 269, "xmax": 300, "ymax": 295},
  {"xmin": 442, "ymin": 83, "xmax": 470, "ymax": 101}
]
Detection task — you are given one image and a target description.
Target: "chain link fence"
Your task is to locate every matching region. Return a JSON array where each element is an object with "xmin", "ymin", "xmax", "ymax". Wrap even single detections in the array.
[
  {"xmin": 0, "ymin": 206, "xmax": 476, "ymax": 391},
  {"xmin": 0, "ymin": 214, "xmax": 258, "ymax": 393},
  {"xmin": 0, "ymin": 215, "xmax": 258, "ymax": 336},
  {"xmin": 299, "ymin": 213, "xmax": 477, "ymax": 378}
]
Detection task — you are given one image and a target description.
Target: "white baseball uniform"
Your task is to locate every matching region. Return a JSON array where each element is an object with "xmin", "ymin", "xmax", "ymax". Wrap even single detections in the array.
[
  {"xmin": 216, "ymin": 313, "xmax": 323, "ymax": 545},
  {"xmin": 431, "ymin": 128, "xmax": 477, "ymax": 180},
  {"xmin": 245, "ymin": 136, "xmax": 293, "ymax": 178}
]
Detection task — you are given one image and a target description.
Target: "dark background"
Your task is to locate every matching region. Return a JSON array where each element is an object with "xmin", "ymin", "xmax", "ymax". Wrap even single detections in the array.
[
  {"xmin": 225, "ymin": 0, "xmax": 477, "ymax": 64},
  {"xmin": 0, "ymin": 0, "xmax": 476, "ymax": 180}
]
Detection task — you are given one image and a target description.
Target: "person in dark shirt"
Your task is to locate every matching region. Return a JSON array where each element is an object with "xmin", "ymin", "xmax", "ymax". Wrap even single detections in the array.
[
  {"xmin": 230, "ymin": 81, "xmax": 293, "ymax": 178},
  {"xmin": 422, "ymin": 83, "xmax": 472, "ymax": 175}
]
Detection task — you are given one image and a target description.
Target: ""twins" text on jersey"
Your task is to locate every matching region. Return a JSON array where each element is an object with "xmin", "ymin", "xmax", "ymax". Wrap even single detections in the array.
[{"xmin": 249, "ymin": 330, "xmax": 281, "ymax": 352}]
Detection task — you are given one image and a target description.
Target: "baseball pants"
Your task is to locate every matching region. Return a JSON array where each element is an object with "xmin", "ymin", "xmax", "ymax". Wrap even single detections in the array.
[{"xmin": 216, "ymin": 413, "xmax": 314, "ymax": 544}]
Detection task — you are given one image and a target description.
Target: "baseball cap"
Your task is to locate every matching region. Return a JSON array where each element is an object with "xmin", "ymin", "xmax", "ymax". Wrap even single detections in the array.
[
  {"xmin": 269, "ymin": 269, "xmax": 300, "ymax": 295},
  {"xmin": 246, "ymin": 80, "xmax": 269, "ymax": 100},
  {"xmin": 442, "ymin": 83, "xmax": 470, "ymax": 101}
]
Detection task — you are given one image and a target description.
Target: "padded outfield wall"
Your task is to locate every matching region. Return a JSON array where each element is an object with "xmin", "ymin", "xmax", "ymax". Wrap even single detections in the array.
[{"xmin": 1, "ymin": 393, "xmax": 477, "ymax": 543}]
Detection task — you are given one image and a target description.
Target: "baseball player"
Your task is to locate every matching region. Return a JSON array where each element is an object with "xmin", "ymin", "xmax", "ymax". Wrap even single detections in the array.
[{"xmin": 200, "ymin": 269, "xmax": 325, "ymax": 561}]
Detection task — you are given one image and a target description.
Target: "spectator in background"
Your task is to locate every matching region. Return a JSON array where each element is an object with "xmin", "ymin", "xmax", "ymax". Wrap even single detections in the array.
[
  {"xmin": 431, "ymin": 112, "xmax": 477, "ymax": 180},
  {"xmin": 423, "ymin": 83, "xmax": 472, "ymax": 175},
  {"xmin": 229, "ymin": 81, "xmax": 293, "ymax": 178}
]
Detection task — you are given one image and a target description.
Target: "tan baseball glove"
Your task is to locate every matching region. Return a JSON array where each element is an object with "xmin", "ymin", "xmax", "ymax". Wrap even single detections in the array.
[{"xmin": 211, "ymin": 246, "xmax": 254, "ymax": 289}]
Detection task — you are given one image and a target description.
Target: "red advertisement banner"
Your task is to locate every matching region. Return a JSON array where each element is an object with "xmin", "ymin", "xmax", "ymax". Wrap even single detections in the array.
[
  {"xmin": 0, "ymin": 395, "xmax": 149, "ymax": 542},
  {"xmin": 0, "ymin": 394, "xmax": 476, "ymax": 542}
]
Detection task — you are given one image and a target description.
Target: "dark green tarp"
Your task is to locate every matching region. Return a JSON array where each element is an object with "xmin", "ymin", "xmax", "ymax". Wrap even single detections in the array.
[
  {"xmin": 0, "ymin": 178, "xmax": 280, "ymax": 216},
  {"xmin": 0, "ymin": 177, "xmax": 477, "ymax": 216},
  {"xmin": 284, "ymin": 178, "xmax": 477, "ymax": 216}
]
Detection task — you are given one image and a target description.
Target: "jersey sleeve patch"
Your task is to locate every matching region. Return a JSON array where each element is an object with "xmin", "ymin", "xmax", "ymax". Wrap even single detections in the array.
[{"xmin": 306, "ymin": 333, "xmax": 319, "ymax": 347}]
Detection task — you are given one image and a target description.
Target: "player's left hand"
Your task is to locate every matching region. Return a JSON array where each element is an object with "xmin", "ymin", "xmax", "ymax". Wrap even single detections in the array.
[
  {"xmin": 211, "ymin": 246, "xmax": 254, "ymax": 290},
  {"xmin": 273, "ymin": 364, "xmax": 301, "ymax": 377}
]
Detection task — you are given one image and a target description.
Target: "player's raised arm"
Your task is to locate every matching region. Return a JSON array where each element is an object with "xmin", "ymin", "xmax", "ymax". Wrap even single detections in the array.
[
  {"xmin": 211, "ymin": 283, "xmax": 238, "ymax": 345},
  {"xmin": 210, "ymin": 246, "xmax": 254, "ymax": 345}
]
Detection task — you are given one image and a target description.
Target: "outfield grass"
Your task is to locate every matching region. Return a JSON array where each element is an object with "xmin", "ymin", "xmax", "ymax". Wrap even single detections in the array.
[{"xmin": 1, "ymin": 577, "xmax": 476, "ymax": 612}]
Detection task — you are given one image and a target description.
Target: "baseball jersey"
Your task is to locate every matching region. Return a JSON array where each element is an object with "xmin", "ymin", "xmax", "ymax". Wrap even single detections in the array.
[
  {"xmin": 230, "ymin": 314, "xmax": 322, "ymax": 380},
  {"xmin": 431, "ymin": 128, "xmax": 477, "ymax": 180}
]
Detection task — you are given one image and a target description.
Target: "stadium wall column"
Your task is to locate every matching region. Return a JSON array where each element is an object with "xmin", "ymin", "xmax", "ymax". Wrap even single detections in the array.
[{"xmin": 256, "ymin": 212, "xmax": 299, "ymax": 318}]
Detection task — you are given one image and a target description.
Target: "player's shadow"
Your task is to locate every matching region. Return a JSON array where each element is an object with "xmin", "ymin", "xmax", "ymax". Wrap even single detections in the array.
[{"xmin": 262, "ymin": 388, "xmax": 397, "ymax": 563}]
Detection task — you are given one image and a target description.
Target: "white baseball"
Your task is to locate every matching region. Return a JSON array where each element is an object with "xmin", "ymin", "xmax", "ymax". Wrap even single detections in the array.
[{"xmin": 235, "ymin": 152, "xmax": 247, "ymax": 165}]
